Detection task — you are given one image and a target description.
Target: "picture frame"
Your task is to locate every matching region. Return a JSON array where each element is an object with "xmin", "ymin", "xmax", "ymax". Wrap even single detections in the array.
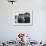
[{"xmin": 13, "ymin": 10, "xmax": 33, "ymax": 26}]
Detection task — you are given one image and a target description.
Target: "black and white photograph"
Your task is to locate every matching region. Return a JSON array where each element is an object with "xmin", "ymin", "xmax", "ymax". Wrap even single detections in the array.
[{"xmin": 14, "ymin": 11, "xmax": 32, "ymax": 26}]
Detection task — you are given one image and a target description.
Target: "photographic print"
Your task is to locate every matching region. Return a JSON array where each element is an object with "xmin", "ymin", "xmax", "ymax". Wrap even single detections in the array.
[{"xmin": 14, "ymin": 10, "xmax": 32, "ymax": 26}]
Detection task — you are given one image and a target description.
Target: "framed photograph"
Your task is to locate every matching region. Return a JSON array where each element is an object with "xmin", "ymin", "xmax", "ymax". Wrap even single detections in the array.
[{"xmin": 13, "ymin": 10, "xmax": 33, "ymax": 26}]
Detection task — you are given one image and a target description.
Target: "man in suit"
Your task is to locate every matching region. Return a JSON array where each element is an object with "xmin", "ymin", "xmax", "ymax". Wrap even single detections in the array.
[
  {"xmin": 24, "ymin": 12, "xmax": 30, "ymax": 23},
  {"xmin": 18, "ymin": 14, "xmax": 25, "ymax": 23}
]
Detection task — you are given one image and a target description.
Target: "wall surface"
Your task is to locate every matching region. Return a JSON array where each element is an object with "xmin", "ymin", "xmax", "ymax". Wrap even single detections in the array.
[{"xmin": 0, "ymin": 0, "xmax": 46, "ymax": 41}]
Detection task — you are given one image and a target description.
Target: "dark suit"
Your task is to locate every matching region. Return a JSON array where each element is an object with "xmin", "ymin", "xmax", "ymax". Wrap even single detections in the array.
[
  {"xmin": 18, "ymin": 17, "xmax": 24, "ymax": 23},
  {"xmin": 24, "ymin": 16, "xmax": 30, "ymax": 23}
]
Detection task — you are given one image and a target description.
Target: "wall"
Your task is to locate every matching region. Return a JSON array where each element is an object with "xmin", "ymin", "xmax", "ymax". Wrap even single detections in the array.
[{"xmin": 0, "ymin": 0, "xmax": 46, "ymax": 41}]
